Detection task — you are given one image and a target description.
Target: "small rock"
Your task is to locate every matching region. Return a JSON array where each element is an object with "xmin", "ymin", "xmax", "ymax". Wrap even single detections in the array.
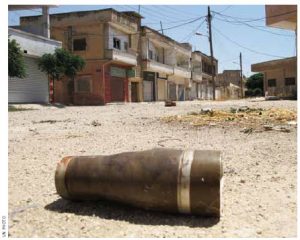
[
  {"xmin": 91, "ymin": 120, "xmax": 101, "ymax": 127},
  {"xmin": 240, "ymin": 179, "xmax": 246, "ymax": 183},
  {"xmin": 263, "ymin": 125, "xmax": 273, "ymax": 131},
  {"xmin": 287, "ymin": 121, "xmax": 297, "ymax": 126}
]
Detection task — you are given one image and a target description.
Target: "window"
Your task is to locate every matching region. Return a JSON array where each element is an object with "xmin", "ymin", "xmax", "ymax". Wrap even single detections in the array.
[
  {"xmin": 73, "ymin": 38, "xmax": 86, "ymax": 51},
  {"xmin": 156, "ymin": 54, "xmax": 159, "ymax": 62},
  {"xmin": 148, "ymin": 50, "xmax": 153, "ymax": 60},
  {"xmin": 113, "ymin": 37, "xmax": 121, "ymax": 50},
  {"xmin": 75, "ymin": 76, "xmax": 91, "ymax": 93},
  {"xmin": 268, "ymin": 79, "xmax": 276, "ymax": 87},
  {"xmin": 285, "ymin": 77, "xmax": 295, "ymax": 86},
  {"xmin": 124, "ymin": 42, "xmax": 128, "ymax": 51}
]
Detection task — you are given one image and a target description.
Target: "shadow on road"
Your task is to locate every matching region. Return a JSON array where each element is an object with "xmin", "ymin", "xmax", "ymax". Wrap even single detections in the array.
[
  {"xmin": 45, "ymin": 198, "xmax": 219, "ymax": 228},
  {"xmin": 40, "ymin": 103, "xmax": 66, "ymax": 108}
]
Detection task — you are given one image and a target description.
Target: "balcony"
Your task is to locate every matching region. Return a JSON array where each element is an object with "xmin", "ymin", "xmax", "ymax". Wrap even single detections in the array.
[
  {"xmin": 143, "ymin": 59, "xmax": 174, "ymax": 75},
  {"xmin": 192, "ymin": 72, "xmax": 202, "ymax": 82},
  {"xmin": 202, "ymin": 71, "xmax": 213, "ymax": 80},
  {"xmin": 174, "ymin": 66, "xmax": 191, "ymax": 79},
  {"xmin": 105, "ymin": 49, "xmax": 137, "ymax": 66}
]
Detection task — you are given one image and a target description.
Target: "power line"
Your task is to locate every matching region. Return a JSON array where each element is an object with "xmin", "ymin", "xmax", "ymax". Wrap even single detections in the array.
[
  {"xmin": 212, "ymin": 9, "xmax": 297, "ymax": 23},
  {"xmin": 214, "ymin": 15, "xmax": 295, "ymax": 37},
  {"xmin": 218, "ymin": 5, "xmax": 233, "ymax": 13},
  {"xmin": 47, "ymin": 16, "xmax": 203, "ymax": 38},
  {"xmin": 143, "ymin": 16, "xmax": 201, "ymax": 25},
  {"xmin": 218, "ymin": 57, "xmax": 239, "ymax": 63},
  {"xmin": 139, "ymin": 5, "xmax": 180, "ymax": 22},
  {"xmin": 162, "ymin": 16, "xmax": 205, "ymax": 31},
  {"xmin": 137, "ymin": 6, "xmax": 203, "ymax": 32},
  {"xmin": 213, "ymin": 25, "xmax": 287, "ymax": 58},
  {"xmin": 159, "ymin": 5, "xmax": 200, "ymax": 18},
  {"xmin": 181, "ymin": 18, "xmax": 206, "ymax": 42}
]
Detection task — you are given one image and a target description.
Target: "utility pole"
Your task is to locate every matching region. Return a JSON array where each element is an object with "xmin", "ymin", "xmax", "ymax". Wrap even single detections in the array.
[
  {"xmin": 239, "ymin": 52, "xmax": 244, "ymax": 98},
  {"xmin": 138, "ymin": 5, "xmax": 141, "ymax": 14},
  {"xmin": 160, "ymin": 21, "xmax": 164, "ymax": 35},
  {"xmin": 207, "ymin": 6, "xmax": 216, "ymax": 100}
]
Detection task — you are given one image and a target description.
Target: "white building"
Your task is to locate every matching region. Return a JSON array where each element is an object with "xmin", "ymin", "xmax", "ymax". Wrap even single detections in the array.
[{"xmin": 8, "ymin": 28, "xmax": 62, "ymax": 103}]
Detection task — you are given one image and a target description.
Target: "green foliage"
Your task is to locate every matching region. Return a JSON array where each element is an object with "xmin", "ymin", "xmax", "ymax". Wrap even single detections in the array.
[
  {"xmin": 246, "ymin": 73, "xmax": 263, "ymax": 91},
  {"xmin": 253, "ymin": 88, "xmax": 263, "ymax": 96},
  {"xmin": 38, "ymin": 48, "xmax": 85, "ymax": 81},
  {"xmin": 245, "ymin": 89, "xmax": 253, "ymax": 97},
  {"xmin": 8, "ymin": 39, "xmax": 26, "ymax": 78},
  {"xmin": 38, "ymin": 53, "xmax": 62, "ymax": 81}
]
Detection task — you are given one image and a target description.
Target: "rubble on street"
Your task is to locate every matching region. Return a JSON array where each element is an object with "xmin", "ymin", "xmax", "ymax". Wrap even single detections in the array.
[{"xmin": 162, "ymin": 106, "xmax": 297, "ymax": 131}]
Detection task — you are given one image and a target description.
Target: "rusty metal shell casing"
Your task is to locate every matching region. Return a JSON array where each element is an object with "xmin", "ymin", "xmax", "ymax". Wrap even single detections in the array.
[{"xmin": 55, "ymin": 148, "xmax": 223, "ymax": 216}]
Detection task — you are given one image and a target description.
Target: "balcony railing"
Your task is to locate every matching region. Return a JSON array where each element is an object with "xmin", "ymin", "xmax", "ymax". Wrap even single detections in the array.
[
  {"xmin": 105, "ymin": 49, "xmax": 137, "ymax": 66},
  {"xmin": 144, "ymin": 59, "xmax": 174, "ymax": 74},
  {"xmin": 174, "ymin": 66, "xmax": 191, "ymax": 79},
  {"xmin": 192, "ymin": 72, "xmax": 202, "ymax": 82}
]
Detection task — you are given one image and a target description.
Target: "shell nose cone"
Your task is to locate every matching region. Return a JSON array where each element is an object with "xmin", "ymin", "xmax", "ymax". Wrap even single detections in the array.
[{"xmin": 55, "ymin": 156, "xmax": 73, "ymax": 199}]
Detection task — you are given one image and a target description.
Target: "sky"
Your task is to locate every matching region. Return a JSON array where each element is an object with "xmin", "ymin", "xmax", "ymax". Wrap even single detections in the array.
[{"xmin": 8, "ymin": 4, "xmax": 297, "ymax": 77}]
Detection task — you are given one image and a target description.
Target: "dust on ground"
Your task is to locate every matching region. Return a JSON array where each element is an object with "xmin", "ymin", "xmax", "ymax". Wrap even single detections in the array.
[{"xmin": 8, "ymin": 98, "xmax": 297, "ymax": 237}]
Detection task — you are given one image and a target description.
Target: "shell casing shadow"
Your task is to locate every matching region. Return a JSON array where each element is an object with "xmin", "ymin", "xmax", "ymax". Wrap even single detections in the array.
[{"xmin": 55, "ymin": 148, "xmax": 223, "ymax": 216}]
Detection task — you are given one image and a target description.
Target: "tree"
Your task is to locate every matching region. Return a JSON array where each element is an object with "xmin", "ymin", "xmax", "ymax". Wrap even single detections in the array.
[
  {"xmin": 246, "ymin": 73, "xmax": 264, "ymax": 93},
  {"xmin": 8, "ymin": 39, "xmax": 26, "ymax": 78},
  {"xmin": 38, "ymin": 48, "xmax": 85, "ymax": 102}
]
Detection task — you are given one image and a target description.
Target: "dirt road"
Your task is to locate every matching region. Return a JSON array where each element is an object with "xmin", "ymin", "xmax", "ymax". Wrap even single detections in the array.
[{"xmin": 8, "ymin": 99, "xmax": 297, "ymax": 237}]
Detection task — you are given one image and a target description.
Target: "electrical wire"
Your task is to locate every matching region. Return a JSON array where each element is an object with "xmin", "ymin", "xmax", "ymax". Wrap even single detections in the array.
[
  {"xmin": 161, "ymin": 16, "xmax": 205, "ymax": 31},
  {"xmin": 32, "ymin": 15, "xmax": 204, "ymax": 39},
  {"xmin": 213, "ymin": 25, "xmax": 287, "ymax": 58},
  {"xmin": 143, "ymin": 16, "xmax": 202, "ymax": 25},
  {"xmin": 158, "ymin": 5, "xmax": 200, "ymax": 18},
  {"xmin": 213, "ymin": 15, "xmax": 295, "ymax": 37},
  {"xmin": 212, "ymin": 9, "xmax": 297, "ymax": 23},
  {"xmin": 180, "ymin": 18, "xmax": 206, "ymax": 42},
  {"xmin": 217, "ymin": 6, "xmax": 233, "ymax": 13}
]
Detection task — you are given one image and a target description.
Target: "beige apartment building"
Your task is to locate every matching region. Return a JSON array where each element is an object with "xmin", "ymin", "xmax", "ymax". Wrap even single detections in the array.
[
  {"xmin": 216, "ymin": 70, "xmax": 246, "ymax": 99},
  {"xmin": 190, "ymin": 51, "xmax": 202, "ymax": 99},
  {"xmin": 16, "ymin": 7, "xmax": 219, "ymax": 104},
  {"xmin": 19, "ymin": 8, "xmax": 143, "ymax": 105},
  {"xmin": 193, "ymin": 51, "xmax": 218, "ymax": 100},
  {"xmin": 252, "ymin": 57, "xmax": 297, "ymax": 98},
  {"xmin": 251, "ymin": 5, "xmax": 297, "ymax": 99},
  {"xmin": 141, "ymin": 26, "xmax": 192, "ymax": 101},
  {"xmin": 217, "ymin": 70, "xmax": 242, "ymax": 87}
]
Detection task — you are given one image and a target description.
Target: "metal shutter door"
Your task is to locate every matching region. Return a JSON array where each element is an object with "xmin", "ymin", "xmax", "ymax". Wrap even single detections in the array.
[
  {"xmin": 190, "ymin": 82, "xmax": 197, "ymax": 100},
  {"xmin": 178, "ymin": 85, "xmax": 185, "ymax": 101},
  {"xmin": 110, "ymin": 77, "xmax": 124, "ymax": 102},
  {"xmin": 143, "ymin": 80, "xmax": 153, "ymax": 102},
  {"xmin": 157, "ymin": 79, "xmax": 166, "ymax": 101},
  {"xmin": 8, "ymin": 56, "xmax": 49, "ymax": 103},
  {"xmin": 169, "ymin": 83, "xmax": 176, "ymax": 101}
]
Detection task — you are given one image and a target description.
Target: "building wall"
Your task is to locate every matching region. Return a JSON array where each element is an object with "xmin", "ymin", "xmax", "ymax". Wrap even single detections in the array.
[
  {"xmin": 20, "ymin": 10, "xmax": 141, "ymax": 105},
  {"xmin": 107, "ymin": 26, "xmax": 129, "ymax": 50},
  {"xmin": 264, "ymin": 65, "xmax": 297, "ymax": 98},
  {"xmin": 217, "ymin": 70, "xmax": 242, "ymax": 87},
  {"xmin": 50, "ymin": 22, "xmax": 105, "ymax": 60},
  {"xmin": 266, "ymin": 5, "xmax": 297, "ymax": 30},
  {"xmin": 54, "ymin": 60, "xmax": 105, "ymax": 105},
  {"xmin": 8, "ymin": 28, "xmax": 61, "ymax": 56}
]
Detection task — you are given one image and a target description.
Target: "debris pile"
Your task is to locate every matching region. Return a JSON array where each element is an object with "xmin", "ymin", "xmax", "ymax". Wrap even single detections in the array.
[
  {"xmin": 161, "ymin": 106, "xmax": 297, "ymax": 132},
  {"xmin": 165, "ymin": 100, "xmax": 176, "ymax": 107}
]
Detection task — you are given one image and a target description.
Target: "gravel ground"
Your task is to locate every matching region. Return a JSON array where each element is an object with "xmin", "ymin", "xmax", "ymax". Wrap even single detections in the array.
[{"xmin": 8, "ymin": 99, "xmax": 297, "ymax": 237}]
